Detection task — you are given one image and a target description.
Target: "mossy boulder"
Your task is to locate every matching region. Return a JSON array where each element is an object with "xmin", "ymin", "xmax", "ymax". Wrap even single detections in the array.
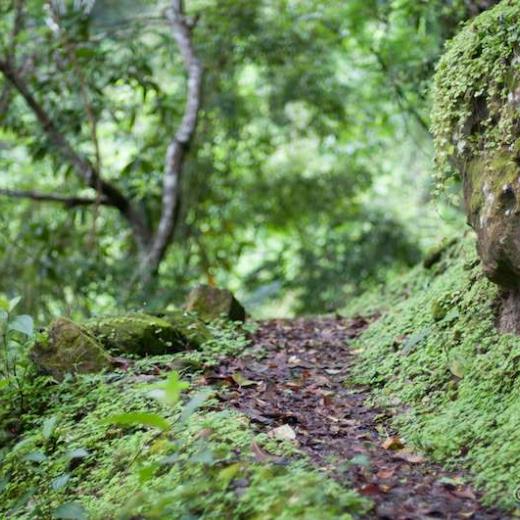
[
  {"xmin": 84, "ymin": 313, "xmax": 191, "ymax": 356},
  {"xmin": 30, "ymin": 318, "xmax": 112, "ymax": 380},
  {"xmin": 155, "ymin": 309, "xmax": 213, "ymax": 347},
  {"xmin": 432, "ymin": 1, "xmax": 520, "ymax": 287},
  {"xmin": 186, "ymin": 285, "xmax": 246, "ymax": 322}
]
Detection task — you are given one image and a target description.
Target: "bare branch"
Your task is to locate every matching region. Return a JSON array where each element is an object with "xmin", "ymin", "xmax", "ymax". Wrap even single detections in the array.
[
  {"xmin": 0, "ymin": 188, "xmax": 108, "ymax": 207},
  {"xmin": 139, "ymin": 0, "xmax": 203, "ymax": 277},
  {"xmin": 0, "ymin": 58, "xmax": 152, "ymax": 249}
]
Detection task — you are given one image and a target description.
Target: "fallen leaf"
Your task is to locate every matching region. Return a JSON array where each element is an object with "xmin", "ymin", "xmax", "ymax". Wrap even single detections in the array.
[
  {"xmin": 324, "ymin": 368, "xmax": 343, "ymax": 375},
  {"xmin": 376, "ymin": 468, "xmax": 395, "ymax": 479},
  {"xmin": 320, "ymin": 394, "xmax": 334, "ymax": 407},
  {"xmin": 231, "ymin": 373, "xmax": 258, "ymax": 387},
  {"xmin": 268, "ymin": 424, "xmax": 296, "ymax": 441},
  {"xmin": 392, "ymin": 450, "xmax": 425, "ymax": 464},
  {"xmin": 360, "ymin": 483, "xmax": 383, "ymax": 496},
  {"xmin": 196, "ymin": 428, "xmax": 214, "ymax": 440},
  {"xmin": 382, "ymin": 436, "xmax": 404, "ymax": 450},
  {"xmin": 288, "ymin": 355, "xmax": 305, "ymax": 366},
  {"xmin": 449, "ymin": 359, "xmax": 465, "ymax": 379},
  {"xmin": 438, "ymin": 476, "xmax": 464, "ymax": 488},
  {"xmin": 451, "ymin": 487, "xmax": 476, "ymax": 500}
]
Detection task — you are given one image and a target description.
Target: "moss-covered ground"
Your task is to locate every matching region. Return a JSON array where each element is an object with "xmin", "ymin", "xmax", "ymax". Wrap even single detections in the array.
[
  {"xmin": 346, "ymin": 232, "xmax": 520, "ymax": 510},
  {"xmin": 0, "ymin": 321, "xmax": 369, "ymax": 519},
  {"xmin": 5, "ymin": 231, "xmax": 520, "ymax": 517}
]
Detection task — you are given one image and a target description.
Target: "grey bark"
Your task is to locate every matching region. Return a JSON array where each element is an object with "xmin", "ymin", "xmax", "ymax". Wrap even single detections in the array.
[{"xmin": 138, "ymin": 0, "xmax": 203, "ymax": 280}]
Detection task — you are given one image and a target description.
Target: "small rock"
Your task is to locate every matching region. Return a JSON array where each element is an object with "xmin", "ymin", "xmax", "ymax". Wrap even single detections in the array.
[
  {"xmin": 268, "ymin": 424, "xmax": 297, "ymax": 441},
  {"xmin": 186, "ymin": 285, "xmax": 246, "ymax": 322}
]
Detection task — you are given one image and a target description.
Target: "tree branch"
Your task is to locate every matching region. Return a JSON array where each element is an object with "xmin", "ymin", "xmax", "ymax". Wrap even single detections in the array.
[
  {"xmin": 0, "ymin": 188, "xmax": 108, "ymax": 207},
  {"xmin": 0, "ymin": 58, "xmax": 152, "ymax": 249},
  {"xmin": 139, "ymin": 0, "xmax": 203, "ymax": 277}
]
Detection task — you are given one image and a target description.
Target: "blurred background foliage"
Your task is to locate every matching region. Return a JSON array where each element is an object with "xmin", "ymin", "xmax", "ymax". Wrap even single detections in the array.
[{"xmin": 0, "ymin": 0, "xmax": 495, "ymax": 319}]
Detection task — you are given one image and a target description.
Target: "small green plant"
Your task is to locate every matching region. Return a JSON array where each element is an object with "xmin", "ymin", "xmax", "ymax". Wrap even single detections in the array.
[
  {"xmin": 104, "ymin": 371, "xmax": 214, "ymax": 517},
  {"xmin": 0, "ymin": 296, "xmax": 35, "ymax": 413}
]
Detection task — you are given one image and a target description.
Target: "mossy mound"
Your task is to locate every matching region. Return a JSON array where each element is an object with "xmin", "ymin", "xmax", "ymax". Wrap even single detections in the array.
[
  {"xmin": 30, "ymin": 318, "xmax": 112, "ymax": 380},
  {"xmin": 31, "ymin": 312, "xmax": 222, "ymax": 378},
  {"xmin": 347, "ymin": 234, "xmax": 520, "ymax": 509},
  {"xmin": 84, "ymin": 313, "xmax": 192, "ymax": 356}
]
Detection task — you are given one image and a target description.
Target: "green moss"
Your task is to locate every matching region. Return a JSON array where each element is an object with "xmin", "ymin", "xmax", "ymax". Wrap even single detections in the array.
[
  {"xmin": 84, "ymin": 313, "xmax": 191, "ymax": 356},
  {"xmin": 0, "ymin": 364, "xmax": 370, "ymax": 519},
  {"xmin": 423, "ymin": 237, "xmax": 458, "ymax": 269},
  {"xmin": 30, "ymin": 318, "xmax": 111, "ymax": 380},
  {"xmin": 350, "ymin": 234, "xmax": 520, "ymax": 510},
  {"xmin": 432, "ymin": 0, "xmax": 520, "ymax": 190},
  {"xmin": 157, "ymin": 309, "xmax": 213, "ymax": 347},
  {"xmin": 465, "ymin": 151, "xmax": 520, "ymax": 217}
]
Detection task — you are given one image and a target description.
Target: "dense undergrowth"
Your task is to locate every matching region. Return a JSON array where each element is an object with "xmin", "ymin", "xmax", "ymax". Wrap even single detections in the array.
[
  {"xmin": 0, "ymin": 321, "xmax": 369, "ymax": 519},
  {"xmin": 347, "ymin": 233, "xmax": 520, "ymax": 509}
]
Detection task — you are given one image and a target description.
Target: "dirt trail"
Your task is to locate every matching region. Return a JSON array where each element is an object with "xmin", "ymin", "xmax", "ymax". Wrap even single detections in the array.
[{"xmin": 210, "ymin": 318, "xmax": 504, "ymax": 520}]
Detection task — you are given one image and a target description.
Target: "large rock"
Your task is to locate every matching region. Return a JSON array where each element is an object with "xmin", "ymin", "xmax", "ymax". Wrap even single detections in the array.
[
  {"xmin": 186, "ymin": 285, "xmax": 246, "ymax": 322},
  {"xmin": 432, "ymin": 1, "xmax": 520, "ymax": 287},
  {"xmin": 31, "ymin": 318, "xmax": 111, "ymax": 380},
  {"xmin": 84, "ymin": 313, "xmax": 191, "ymax": 356}
]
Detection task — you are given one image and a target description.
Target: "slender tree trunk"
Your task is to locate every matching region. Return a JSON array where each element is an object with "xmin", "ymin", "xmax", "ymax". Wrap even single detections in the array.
[{"xmin": 138, "ymin": 0, "xmax": 203, "ymax": 282}]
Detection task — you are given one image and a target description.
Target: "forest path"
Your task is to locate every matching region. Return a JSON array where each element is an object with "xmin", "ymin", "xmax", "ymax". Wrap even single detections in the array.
[{"xmin": 210, "ymin": 318, "xmax": 503, "ymax": 520}]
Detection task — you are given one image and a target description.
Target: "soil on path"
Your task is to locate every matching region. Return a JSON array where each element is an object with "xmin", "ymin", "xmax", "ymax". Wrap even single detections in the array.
[{"xmin": 209, "ymin": 318, "xmax": 504, "ymax": 520}]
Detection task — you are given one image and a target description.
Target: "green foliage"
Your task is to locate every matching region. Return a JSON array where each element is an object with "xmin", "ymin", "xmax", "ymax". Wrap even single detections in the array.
[
  {"xmin": 0, "ymin": 0, "xmax": 483, "ymax": 318},
  {"xmin": 84, "ymin": 313, "xmax": 191, "ymax": 356},
  {"xmin": 0, "ymin": 296, "xmax": 35, "ymax": 413},
  {"xmin": 349, "ymin": 234, "xmax": 520, "ymax": 509}
]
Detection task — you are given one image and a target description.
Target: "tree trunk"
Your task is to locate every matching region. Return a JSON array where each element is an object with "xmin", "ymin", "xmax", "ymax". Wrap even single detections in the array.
[{"xmin": 138, "ymin": 0, "xmax": 203, "ymax": 283}]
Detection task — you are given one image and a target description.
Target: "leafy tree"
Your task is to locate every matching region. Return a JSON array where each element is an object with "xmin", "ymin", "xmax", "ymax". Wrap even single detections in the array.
[{"xmin": 0, "ymin": 0, "xmax": 498, "ymax": 317}]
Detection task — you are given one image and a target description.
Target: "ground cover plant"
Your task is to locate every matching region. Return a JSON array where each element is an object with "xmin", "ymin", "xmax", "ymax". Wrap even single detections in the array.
[{"xmin": 348, "ymin": 235, "xmax": 520, "ymax": 509}]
